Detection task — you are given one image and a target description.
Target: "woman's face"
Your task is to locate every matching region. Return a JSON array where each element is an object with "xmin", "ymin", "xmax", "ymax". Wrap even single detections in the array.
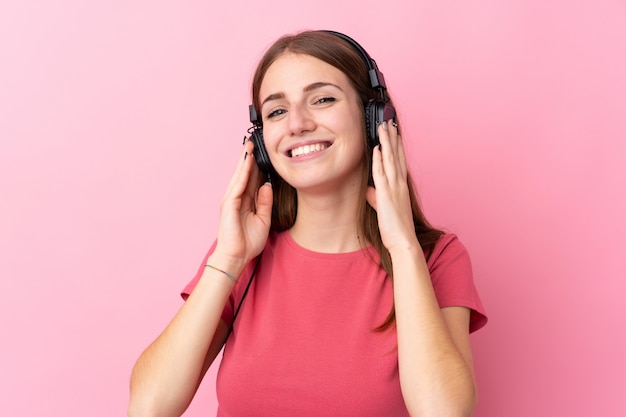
[{"xmin": 258, "ymin": 52, "xmax": 366, "ymax": 194}]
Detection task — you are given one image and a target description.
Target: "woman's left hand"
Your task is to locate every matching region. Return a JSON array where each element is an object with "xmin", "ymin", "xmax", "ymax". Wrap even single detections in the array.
[{"xmin": 366, "ymin": 120, "xmax": 419, "ymax": 253}]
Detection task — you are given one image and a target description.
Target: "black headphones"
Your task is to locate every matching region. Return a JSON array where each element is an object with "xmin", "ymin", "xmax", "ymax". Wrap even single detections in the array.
[{"xmin": 247, "ymin": 30, "xmax": 396, "ymax": 174}]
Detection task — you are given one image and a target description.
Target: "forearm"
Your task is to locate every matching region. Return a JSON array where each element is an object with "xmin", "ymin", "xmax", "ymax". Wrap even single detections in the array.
[
  {"xmin": 391, "ymin": 245, "xmax": 476, "ymax": 417},
  {"xmin": 128, "ymin": 254, "xmax": 244, "ymax": 417}
]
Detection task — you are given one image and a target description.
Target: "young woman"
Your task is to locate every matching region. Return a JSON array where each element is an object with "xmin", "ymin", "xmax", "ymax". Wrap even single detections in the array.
[{"xmin": 129, "ymin": 30, "xmax": 487, "ymax": 417}]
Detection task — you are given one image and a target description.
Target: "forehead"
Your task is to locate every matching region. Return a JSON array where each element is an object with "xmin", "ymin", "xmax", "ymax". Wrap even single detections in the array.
[{"xmin": 260, "ymin": 53, "xmax": 351, "ymax": 98}]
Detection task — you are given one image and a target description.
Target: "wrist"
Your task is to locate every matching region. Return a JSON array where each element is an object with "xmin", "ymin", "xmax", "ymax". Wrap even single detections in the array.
[
  {"xmin": 205, "ymin": 253, "xmax": 247, "ymax": 282},
  {"xmin": 205, "ymin": 264, "xmax": 238, "ymax": 283},
  {"xmin": 387, "ymin": 239, "xmax": 423, "ymax": 259}
]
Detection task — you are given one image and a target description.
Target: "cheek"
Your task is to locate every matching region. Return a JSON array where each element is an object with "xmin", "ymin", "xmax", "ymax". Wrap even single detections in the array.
[
  {"xmin": 324, "ymin": 111, "xmax": 364, "ymax": 141},
  {"xmin": 342, "ymin": 115, "xmax": 367, "ymax": 148},
  {"xmin": 259, "ymin": 124, "xmax": 280, "ymax": 152},
  {"xmin": 340, "ymin": 104, "xmax": 366, "ymax": 137}
]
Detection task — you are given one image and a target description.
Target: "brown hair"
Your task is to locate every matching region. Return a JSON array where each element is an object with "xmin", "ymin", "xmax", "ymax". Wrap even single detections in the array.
[{"xmin": 251, "ymin": 30, "xmax": 444, "ymax": 329}]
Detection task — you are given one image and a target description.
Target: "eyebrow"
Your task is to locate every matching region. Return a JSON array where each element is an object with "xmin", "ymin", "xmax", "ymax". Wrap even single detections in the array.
[{"xmin": 260, "ymin": 82, "xmax": 343, "ymax": 108}]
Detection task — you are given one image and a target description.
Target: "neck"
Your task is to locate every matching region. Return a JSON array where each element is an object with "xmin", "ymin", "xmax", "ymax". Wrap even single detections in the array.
[{"xmin": 289, "ymin": 188, "xmax": 364, "ymax": 253}]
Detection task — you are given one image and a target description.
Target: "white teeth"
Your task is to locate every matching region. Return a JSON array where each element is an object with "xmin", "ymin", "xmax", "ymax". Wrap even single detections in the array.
[{"xmin": 290, "ymin": 143, "xmax": 328, "ymax": 158}]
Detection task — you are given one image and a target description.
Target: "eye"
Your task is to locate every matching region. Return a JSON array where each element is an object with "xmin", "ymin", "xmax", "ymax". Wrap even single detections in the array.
[
  {"xmin": 266, "ymin": 108, "xmax": 286, "ymax": 119},
  {"xmin": 314, "ymin": 96, "xmax": 336, "ymax": 105}
]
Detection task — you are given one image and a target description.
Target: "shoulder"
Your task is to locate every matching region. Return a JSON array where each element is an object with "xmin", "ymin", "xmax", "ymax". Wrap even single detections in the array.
[
  {"xmin": 428, "ymin": 233, "xmax": 488, "ymax": 332},
  {"xmin": 432, "ymin": 233, "xmax": 467, "ymax": 254},
  {"xmin": 427, "ymin": 233, "xmax": 472, "ymax": 280}
]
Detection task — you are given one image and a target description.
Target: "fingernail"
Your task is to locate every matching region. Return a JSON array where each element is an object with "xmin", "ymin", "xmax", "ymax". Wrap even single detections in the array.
[
  {"xmin": 382, "ymin": 121, "xmax": 387, "ymax": 131},
  {"xmin": 244, "ymin": 152, "xmax": 248, "ymax": 161},
  {"xmin": 242, "ymin": 135, "xmax": 247, "ymax": 145}
]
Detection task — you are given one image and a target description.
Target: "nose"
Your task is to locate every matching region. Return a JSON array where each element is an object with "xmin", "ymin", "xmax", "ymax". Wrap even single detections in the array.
[{"xmin": 287, "ymin": 103, "xmax": 316, "ymax": 136}]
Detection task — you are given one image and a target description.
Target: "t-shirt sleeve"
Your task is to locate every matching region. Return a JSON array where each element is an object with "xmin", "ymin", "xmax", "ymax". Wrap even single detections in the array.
[
  {"xmin": 181, "ymin": 240, "xmax": 217, "ymax": 301},
  {"xmin": 427, "ymin": 234, "xmax": 488, "ymax": 333}
]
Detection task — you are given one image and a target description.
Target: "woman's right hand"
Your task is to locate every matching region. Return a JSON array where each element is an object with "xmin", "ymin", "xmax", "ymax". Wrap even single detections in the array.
[
  {"xmin": 129, "ymin": 140, "xmax": 270, "ymax": 417},
  {"xmin": 212, "ymin": 138, "xmax": 273, "ymax": 270}
]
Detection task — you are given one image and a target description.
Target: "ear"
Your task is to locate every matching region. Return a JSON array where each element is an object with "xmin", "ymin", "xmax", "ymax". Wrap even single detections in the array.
[{"xmin": 366, "ymin": 186, "xmax": 377, "ymax": 211}]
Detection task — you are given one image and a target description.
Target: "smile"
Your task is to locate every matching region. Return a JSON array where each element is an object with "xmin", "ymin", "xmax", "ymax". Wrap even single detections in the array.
[{"xmin": 289, "ymin": 142, "xmax": 331, "ymax": 158}]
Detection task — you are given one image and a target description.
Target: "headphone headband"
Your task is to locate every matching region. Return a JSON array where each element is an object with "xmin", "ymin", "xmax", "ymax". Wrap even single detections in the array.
[
  {"xmin": 250, "ymin": 30, "xmax": 390, "ymax": 127},
  {"xmin": 248, "ymin": 30, "xmax": 396, "ymax": 174},
  {"xmin": 317, "ymin": 30, "xmax": 388, "ymax": 100}
]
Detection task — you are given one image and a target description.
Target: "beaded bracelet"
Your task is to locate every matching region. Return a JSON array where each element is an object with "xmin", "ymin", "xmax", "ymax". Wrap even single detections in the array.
[{"xmin": 205, "ymin": 264, "xmax": 238, "ymax": 283}]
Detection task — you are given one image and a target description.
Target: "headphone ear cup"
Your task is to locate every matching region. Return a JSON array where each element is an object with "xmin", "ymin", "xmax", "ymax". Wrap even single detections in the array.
[
  {"xmin": 365, "ymin": 100, "xmax": 396, "ymax": 149},
  {"xmin": 250, "ymin": 128, "xmax": 273, "ymax": 174},
  {"xmin": 364, "ymin": 101, "xmax": 379, "ymax": 149},
  {"xmin": 365, "ymin": 101, "xmax": 396, "ymax": 148}
]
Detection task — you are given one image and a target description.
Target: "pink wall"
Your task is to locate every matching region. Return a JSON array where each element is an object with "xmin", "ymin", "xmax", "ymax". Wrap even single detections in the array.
[{"xmin": 1, "ymin": 1, "xmax": 624, "ymax": 416}]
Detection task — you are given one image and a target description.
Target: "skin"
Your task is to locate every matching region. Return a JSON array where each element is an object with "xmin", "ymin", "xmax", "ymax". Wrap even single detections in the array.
[
  {"xmin": 369, "ymin": 123, "xmax": 477, "ymax": 417},
  {"xmin": 128, "ymin": 52, "xmax": 477, "ymax": 417},
  {"xmin": 259, "ymin": 53, "xmax": 368, "ymax": 252}
]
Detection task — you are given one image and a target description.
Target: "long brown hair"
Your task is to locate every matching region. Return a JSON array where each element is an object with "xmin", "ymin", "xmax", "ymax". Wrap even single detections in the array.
[{"xmin": 251, "ymin": 30, "xmax": 444, "ymax": 329}]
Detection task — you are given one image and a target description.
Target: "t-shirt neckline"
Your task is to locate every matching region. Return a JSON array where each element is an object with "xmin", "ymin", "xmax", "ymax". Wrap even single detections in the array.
[{"xmin": 280, "ymin": 230, "xmax": 376, "ymax": 260}]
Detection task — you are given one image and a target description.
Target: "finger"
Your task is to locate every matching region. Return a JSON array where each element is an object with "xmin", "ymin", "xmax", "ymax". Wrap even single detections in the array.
[
  {"xmin": 371, "ymin": 139, "xmax": 386, "ymax": 187},
  {"xmin": 390, "ymin": 121, "xmax": 403, "ymax": 171},
  {"xmin": 395, "ymin": 132, "xmax": 408, "ymax": 179},
  {"xmin": 245, "ymin": 144, "xmax": 260, "ymax": 195},
  {"xmin": 222, "ymin": 140, "xmax": 255, "ymax": 202},
  {"xmin": 228, "ymin": 141, "xmax": 254, "ymax": 194},
  {"xmin": 255, "ymin": 182, "xmax": 273, "ymax": 226},
  {"xmin": 378, "ymin": 121, "xmax": 398, "ymax": 181}
]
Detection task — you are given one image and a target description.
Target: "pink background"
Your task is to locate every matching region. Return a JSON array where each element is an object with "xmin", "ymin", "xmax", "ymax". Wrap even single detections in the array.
[{"xmin": 1, "ymin": 1, "xmax": 625, "ymax": 416}]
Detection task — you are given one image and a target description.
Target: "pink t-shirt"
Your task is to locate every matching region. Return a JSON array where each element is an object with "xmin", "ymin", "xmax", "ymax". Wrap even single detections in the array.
[{"xmin": 182, "ymin": 232, "xmax": 487, "ymax": 417}]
